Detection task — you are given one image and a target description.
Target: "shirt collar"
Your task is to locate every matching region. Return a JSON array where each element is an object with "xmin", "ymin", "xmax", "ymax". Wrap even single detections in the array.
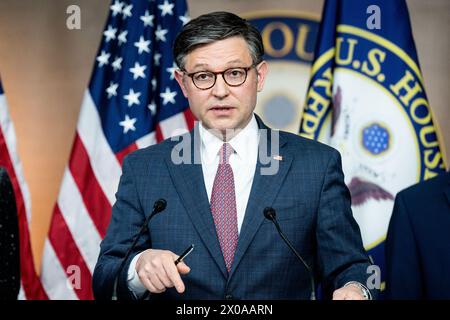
[{"xmin": 199, "ymin": 114, "xmax": 259, "ymax": 161}]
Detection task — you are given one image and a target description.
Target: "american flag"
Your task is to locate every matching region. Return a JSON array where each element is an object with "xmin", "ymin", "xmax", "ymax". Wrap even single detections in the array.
[
  {"xmin": 40, "ymin": 0, "xmax": 194, "ymax": 299},
  {"xmin": 0, "ymin": 78, "xmax": 48, "ymax": 299}
]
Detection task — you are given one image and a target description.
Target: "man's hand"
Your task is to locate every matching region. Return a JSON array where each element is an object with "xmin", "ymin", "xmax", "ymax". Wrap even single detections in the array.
[
  {"xmin": 135, "ymin": 249, "xmax": 191, "ymax": 294},
  {"xmin": 332, "ymin": 283, "xmax": 366, "ymax": 300}
]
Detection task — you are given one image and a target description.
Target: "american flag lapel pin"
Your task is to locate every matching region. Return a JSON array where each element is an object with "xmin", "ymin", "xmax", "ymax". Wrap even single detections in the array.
[{"xmin": 273, "ymin": 155, "xmax": 283, "ymax": 161}]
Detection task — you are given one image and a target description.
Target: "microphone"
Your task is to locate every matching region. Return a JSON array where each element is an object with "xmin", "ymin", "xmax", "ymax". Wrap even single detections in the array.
[
  {"xmin": 263, "ymin": 207, "xmax": 316, "ymax": 300},
  {"xmin": 112, "ymin": 198, "xmax": 167, "ymax": 300}
]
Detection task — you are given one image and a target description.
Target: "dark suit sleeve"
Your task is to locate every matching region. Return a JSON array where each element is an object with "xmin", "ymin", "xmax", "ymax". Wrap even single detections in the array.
[
  {"xmin": 315, "ymin": 150, "xmax": 376, "ymax": 299},
  {"xmin": 92, "ymin": 155, "xmax": 149, "ymax": 300},
  {"xmin": 0, "ymin": 167, "xmax": 20, "ymax": 300},
  {"xmin": 385, "ymin": 192, "xmax": 422, "ymax": 299}
]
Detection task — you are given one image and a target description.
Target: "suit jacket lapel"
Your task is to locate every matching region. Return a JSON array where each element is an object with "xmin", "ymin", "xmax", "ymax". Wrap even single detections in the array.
[
  {"xmin": 164, "ymin": 126, "xmax": 228, "ymax": 278},
  {"xmin": 228, "ymin": 119, "xmax": 292, "ymax": 279}
]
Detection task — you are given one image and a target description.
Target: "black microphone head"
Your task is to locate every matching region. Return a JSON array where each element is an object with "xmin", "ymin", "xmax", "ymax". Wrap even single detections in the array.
[
  {"xmin": 154, "ymin": 198, "xmax": 167, "ymax": 213},
  {"xmin": 263, "ymin": 207, "xmax": 276, "ymax": 221}
]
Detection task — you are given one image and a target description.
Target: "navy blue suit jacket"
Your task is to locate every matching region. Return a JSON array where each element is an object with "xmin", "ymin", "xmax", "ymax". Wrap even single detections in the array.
[
  {"xmin": 385, "ymin": 171, "xmax": 450, "ymax": 299},
  {"xmin": 93, "ymin": 115, "xmax": 373, "ymax": 300}
]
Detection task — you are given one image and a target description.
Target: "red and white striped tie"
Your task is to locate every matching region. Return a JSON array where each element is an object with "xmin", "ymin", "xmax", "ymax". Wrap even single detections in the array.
[{"xmin": 210, "ymin": 143, "xmax": 239, "ymax": 273}]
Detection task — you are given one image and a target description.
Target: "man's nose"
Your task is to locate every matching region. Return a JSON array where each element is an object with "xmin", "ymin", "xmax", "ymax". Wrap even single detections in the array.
[{"xmin": 211, "ymin": 74, "xmax": 230, "ymax": 98}]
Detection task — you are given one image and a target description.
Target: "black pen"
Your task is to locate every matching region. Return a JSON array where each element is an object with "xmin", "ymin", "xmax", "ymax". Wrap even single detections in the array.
[{"xmin": 174, "ymin": 244, "xmax": 194, "ymax": 265}]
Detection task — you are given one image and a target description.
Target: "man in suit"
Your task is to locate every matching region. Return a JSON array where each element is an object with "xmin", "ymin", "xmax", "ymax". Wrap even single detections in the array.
[
  {"xmin": 385, "ymin": 171, "xmax": 450, "ymax": 299},
  {"xmin": 93, "ymin": 11, "xmax": 376, "ymax": 300}
]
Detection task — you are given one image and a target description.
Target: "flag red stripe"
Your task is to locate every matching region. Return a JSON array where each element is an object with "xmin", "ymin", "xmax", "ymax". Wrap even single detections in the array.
[
  {"xmin": 48, "ymin": 205, "xmax": 94, "ymax": 300},
  {"xmin": 69, "ymin": 134, "xmax": 112, "ymax": 237},
  {"xmin": 0, "ymin": 130, "xmax": 48, "ymax": 299},
  {"xmin": 115, "ymin": 142, "xmax": 138, "ymax": 166},
  {"xmin": 183, "ymin": 108, "xmax": 196, "ymax": 130},
  {"xmin": 155, "ymin": 124, "xmax": 164, "ymax": 143}
]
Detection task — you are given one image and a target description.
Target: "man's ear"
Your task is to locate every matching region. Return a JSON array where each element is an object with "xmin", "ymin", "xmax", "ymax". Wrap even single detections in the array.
[
  {"xmin": 256, "ymin": 61, "xmax": 269, "ymax": 92},
  {"xmin": 174, "ymin": 69, "xmax": 189, "ymax": 98}
]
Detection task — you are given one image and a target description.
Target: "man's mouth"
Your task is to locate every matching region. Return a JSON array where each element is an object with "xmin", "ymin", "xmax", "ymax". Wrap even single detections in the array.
[
  {"xmin": 209, "ymin": 105, "xmax": 235, "ymax": 115},
  {"xmin": 210, "ymin": 105, "xmax": 234, "ymax": 111}
]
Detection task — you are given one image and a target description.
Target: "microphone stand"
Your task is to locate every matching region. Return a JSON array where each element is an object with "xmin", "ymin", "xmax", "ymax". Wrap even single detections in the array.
[
  {"xmin": 264, "ymin": 207, "xmax": 316, "ymax": 300},
  {"xmin": 111, "ymin": 199, "xmax": 167, "ymax": 300}
]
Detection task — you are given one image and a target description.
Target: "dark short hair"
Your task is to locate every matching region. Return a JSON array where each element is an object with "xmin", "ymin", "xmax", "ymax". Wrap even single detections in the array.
[{"xmin": 173, "ymin": 11, "xmax": 264, "ymax": 70}]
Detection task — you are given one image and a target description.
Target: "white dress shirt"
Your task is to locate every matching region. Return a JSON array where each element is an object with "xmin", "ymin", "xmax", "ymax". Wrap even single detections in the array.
[
  {"xmin": 127, "ymin": 115, "xmax": 259, "ymax": 296},
  {"xmin": 199, "ymin": 114, "xmax": 259, "ymax": 234}
]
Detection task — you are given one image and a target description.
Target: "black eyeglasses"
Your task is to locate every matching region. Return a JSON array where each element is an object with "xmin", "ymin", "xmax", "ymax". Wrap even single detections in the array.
[{"xmin": 182, "ymin": 64, "xmax": 256, "ymax": 90}]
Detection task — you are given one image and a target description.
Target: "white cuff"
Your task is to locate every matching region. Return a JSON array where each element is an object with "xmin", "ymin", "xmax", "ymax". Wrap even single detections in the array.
[{"xmin": 127, "ymin": 252, "xmax": 147, "ymax": 297}]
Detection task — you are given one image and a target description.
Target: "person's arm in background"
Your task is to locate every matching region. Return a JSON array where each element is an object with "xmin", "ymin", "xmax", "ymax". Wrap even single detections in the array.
[
  {"xmin": 385, "ymin": 192, "xmax": 422, "ymax": 299},
  {"xmin": 0, "ymin": 167, "xmax": 20, "ymax": 300}
]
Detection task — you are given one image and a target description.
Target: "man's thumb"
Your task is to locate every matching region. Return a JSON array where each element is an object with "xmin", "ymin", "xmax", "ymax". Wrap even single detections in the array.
[{"xmin": 177, "ymin": 261, "xmax": 191, "ymax": 274}]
